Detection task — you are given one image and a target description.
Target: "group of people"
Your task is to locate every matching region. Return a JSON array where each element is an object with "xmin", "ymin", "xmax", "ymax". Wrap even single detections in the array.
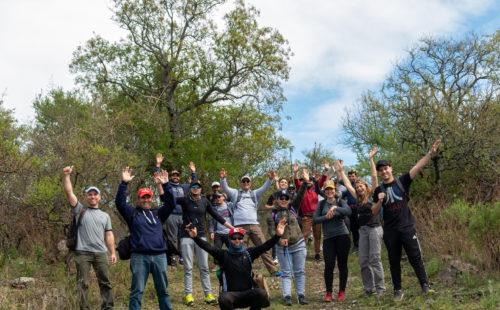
[{"xmin": 62, "ymin": 139, "xmax": 441, "ymax": 309}]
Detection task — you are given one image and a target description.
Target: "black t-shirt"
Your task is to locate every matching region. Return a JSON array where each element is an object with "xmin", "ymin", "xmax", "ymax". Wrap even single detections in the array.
[
  {"xmin": 176, "ymin": 196, "xmax": 226, "ymax": 238},
  {"xmin": 372, "ymin": 172, "xmax": 413, "ymax": 230},
  {"xmin": 357, "ymin": 202, "xmax": 381, "ymax": 227}
]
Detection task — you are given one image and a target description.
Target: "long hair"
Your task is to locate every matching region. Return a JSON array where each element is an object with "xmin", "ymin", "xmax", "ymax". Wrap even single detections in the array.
[{"xmin": 354, "ymin": 179, "xmax": 372, "ymax": 204}]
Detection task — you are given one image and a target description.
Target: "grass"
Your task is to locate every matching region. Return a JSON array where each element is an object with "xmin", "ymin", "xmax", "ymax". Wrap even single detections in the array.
[{"xmin": 0, "ymin": 241, "xmax": 499, "ymax": 309}]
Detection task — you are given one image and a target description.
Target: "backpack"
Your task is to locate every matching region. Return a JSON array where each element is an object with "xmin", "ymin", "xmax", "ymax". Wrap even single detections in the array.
[
  {"xmin": 235, "ymin": 190, "xmax": 257, "ymax": 208},
  {"xmin": 64, "ymin": 207, "xmax": 87, "ymax": 251},
  {"xmin": 116, "ymin": 209, "xmax": 139, "ymax": 260},
  {"xmin": 271, "ymin": 206, "xmax": 299, "ymax": 224}
]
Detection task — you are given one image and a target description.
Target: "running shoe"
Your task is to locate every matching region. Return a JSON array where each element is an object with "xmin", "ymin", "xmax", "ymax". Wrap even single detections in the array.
[{"xmin": 204, "ymin": 293, "xmax": 218, "ymax": 305}]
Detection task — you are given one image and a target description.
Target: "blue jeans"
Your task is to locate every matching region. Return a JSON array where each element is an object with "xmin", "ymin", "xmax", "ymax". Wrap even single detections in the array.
[
  {"xmin": 276, "ymin": 239, "xmax": 307, "ymax": 297},
  {"xmin": 130, "ymin": 253, "xmax": 172, "ymax": 310}
]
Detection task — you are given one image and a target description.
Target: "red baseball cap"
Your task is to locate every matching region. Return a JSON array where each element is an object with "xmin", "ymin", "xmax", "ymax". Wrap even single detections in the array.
[
  {"xmin": 138, "ymin": 188, "xmax": 153, "ymax": 198},
  {"xmin": 229, "ymin": 228, "xmax": 245, "ymax": 237}
]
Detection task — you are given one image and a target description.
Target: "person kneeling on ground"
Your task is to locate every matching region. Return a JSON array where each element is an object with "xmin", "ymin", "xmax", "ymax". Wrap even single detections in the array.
[{"xmin": 185, "ymin": 219, "xmax": 288, "ymax": 310}]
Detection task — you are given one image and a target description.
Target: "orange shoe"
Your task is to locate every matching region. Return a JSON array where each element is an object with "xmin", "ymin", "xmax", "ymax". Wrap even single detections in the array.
[
  {"xmin": 337, "ymin": 290, "xmax": 346, "ymax": 301},
  {"xmin": 324, "ymin": 292, "xmax": 332, "ymax": 302}
]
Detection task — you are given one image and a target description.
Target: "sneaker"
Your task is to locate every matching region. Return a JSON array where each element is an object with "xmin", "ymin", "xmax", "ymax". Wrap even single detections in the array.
[
  {"xmin": 204, "ymin": 293, "xmax": 218, "ymax": 305},
  {"xmin": 359, "ymin": 290, "xmax": 375, "ymax": 298},
  {"xmin": 393, "ymin": 289, "xmax": 404, "ymax": 301},
  {"xmin": 314, "ymin": 254, "xmax": 321, "ymax": 261},
  {"xmin": 421, "ymin": 283, "xmax": 435, "ymax": 295},
  {"xmin": 298, "ymin": 295, "xmax": 308, "ymax": 305},
  {"xmin": 324, "ymin": 292, "xmax": 333, "ymax": 302},
  {"xmin": 284, "ymin": 296, "xmax": 292, "ymax": 306},
  {"xmin": 337, "ymin": 290, "xmax": 346, "ymax": 301},
  {"xmin": 351, "ymin": 246, "xmax": 359, "ymax": 254},
  {"xmin": 184, "ymin": 294, "xmax": 194, "ymax": 306}
]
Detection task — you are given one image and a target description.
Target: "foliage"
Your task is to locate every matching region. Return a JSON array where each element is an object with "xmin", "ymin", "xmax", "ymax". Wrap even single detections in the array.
[
  {"xmin": 70, "ymin": 0, "xmax": 291, "ymax": 160},
  {"xmin": 343, "ymin": 31, "xmax": 500, "ymax": 200},
  {"xmin": 300, "ymin": 142, "xmax": 335, "ymax": 175}
]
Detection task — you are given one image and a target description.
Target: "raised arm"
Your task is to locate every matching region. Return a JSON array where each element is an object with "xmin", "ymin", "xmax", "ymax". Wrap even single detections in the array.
[
  {"xmin": 220, "ymin": 168, "xmax": 238, "ymax": 202},
  {"xmin": 254, "ymin": 170, "xmax": 274, "ymax": 199},
  {"xmin": 369, "ymin": 147, "xmax": 378, "ymax": 191},
  {"xmin": 409, "ymin": 140, "xmax": 441, "ymax": 179},
  {"xmin": 62, "ymin": 166, "xmax": 78, "ymax": 207},
  {"xmin": 187, "ymin": 224, "xmax": 225, "ymax": 262},
  {"xmin": 293, "ymin": 163, "xmax": 301, "ymax": 188},
  {"xmin": 336, "ymin": 160, "xmax": 357, "ymax": 199}
]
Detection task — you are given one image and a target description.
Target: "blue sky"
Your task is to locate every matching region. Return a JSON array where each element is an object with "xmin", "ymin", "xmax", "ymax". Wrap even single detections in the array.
[{"xmin": 1, "ymin": 0, "xmax": 499, "ymax": 168}]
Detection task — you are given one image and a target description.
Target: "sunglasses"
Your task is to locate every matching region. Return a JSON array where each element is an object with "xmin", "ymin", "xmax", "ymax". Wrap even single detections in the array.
[
  {"xmin": 241, "ymin": 179, "xmax": 251, "ymax": 183},
  {"xmin": 191, "ymin": 185, "xmax": 201, "ymax": 189},
  {"xmin": 230, "ymin": 236, "xmax": 244, "ymax": 240},
  {"xmin": 279, "ymin": 196, "xmax": 290, "ymax": 201}
]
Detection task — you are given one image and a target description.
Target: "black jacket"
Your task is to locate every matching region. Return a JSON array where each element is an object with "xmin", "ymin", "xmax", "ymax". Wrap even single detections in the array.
[{"xmin": 193, "ymin": 235, "xmax": 280, "ymax": 291}]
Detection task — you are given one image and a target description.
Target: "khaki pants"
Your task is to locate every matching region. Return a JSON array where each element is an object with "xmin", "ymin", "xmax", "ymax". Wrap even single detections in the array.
[
  {"xmin": 237, "ymin": 224, "xmax": 277, "ymax": 274},
  {"xmin": 301, "ymin": 216, "xmax": 322, "ymax": 254},
  {"xmin": 74, "ymin": 251, "xmax": 113, "ymax": 310}
]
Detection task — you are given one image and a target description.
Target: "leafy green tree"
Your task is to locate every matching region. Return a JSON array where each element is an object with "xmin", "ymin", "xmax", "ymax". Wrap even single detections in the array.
[
  {"xmin": 301, "ymin": 142, "xmax": 335, "ymax": 175},
  {"xmin": 70, "ymin": 0, "xmax": 291, "ymax": 161},
  {"xmin": 343, "ymin": 32, "xmax": 500, "ymax": 200}
]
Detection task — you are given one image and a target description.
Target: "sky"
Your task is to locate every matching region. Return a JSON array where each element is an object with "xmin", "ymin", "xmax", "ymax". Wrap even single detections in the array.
[{"xmin": 1, "ymin": 0, "xmax": 499, "ymax": 168}]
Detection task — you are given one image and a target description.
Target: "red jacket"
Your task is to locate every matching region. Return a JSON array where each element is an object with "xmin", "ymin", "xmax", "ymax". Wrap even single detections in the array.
[{"xmin": 295, "ymin": 175, "xmax": 326, "ymax": 215}]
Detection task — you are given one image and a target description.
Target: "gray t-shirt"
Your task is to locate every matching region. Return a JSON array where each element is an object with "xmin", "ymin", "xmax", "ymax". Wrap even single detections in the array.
[{"xmin": 73, "ymin": 201, "xmax": 112, "ymax": 253}]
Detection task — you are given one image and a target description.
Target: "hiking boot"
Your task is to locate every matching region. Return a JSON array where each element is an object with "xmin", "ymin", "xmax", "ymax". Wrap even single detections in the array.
[
  {"xmin": 204, "ymin": 293, "xmax": 218, "ymax": 305},
  {"xmin": 314, "ymin": 254, "xmax": 321, "ymax": 261},
  {"xmin": 284, "ymin": 296, "xmax": 292, "ymax": 306},
  {"xmin": 337, "ymin": 290, "xmax": 346, "ymax": 301},
  {"xmin": 421, "ymin": 283, "xmax": 435, "ymax": 295},
  {"xmin": 298, "ymin": 295, "xmax": 308, "ymax": 305},
  {"xmin": 184, "ymin": 294, "xmax": 194, "ymax": 306},
  {"xmin": 324, "ymin": 292, "xmax": 333, "ymax": 302},
  {"xmin": 351, "ymin": 246, "xmax": 359, "ymax": 254},
  {"xmin": 393, "ymin": 290, "xmax": 404, "ymax": 301}
]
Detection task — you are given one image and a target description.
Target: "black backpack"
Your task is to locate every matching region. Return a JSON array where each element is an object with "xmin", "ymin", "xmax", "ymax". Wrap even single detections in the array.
[
  {"xmin": 64, "ymin": 207, "xmax": 87, "ymax": 251},
  {"xmin": 116, "ymin": 210, "xmax": 139, "ymax": 260}
]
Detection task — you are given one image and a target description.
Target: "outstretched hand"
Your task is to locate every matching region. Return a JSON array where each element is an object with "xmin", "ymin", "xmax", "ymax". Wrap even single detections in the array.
[
  {"xmin": 189, "ymin": 161, "xmax": 196, "ymax": 173},
  {"xmin": 220, "ymin": 168, "xmax": 227, "ymax": 179},
  {"xmin": 122, "ymin": 167, "xmax": 135, "ymax": 183},
  {"xmin": 324, "ymin": 160, "xmax": 330, "ymax": 171},
  {"xmin": 185, "ymin": 223, "xmax": 198, "ymax": 238},
  {"xmin": 275, "ymin": 218, "xmax": 288, "ymax": 236},
  {"xmin": 430, "ymin": 140, "xmax": 441, "ymax": 154},
  {"xmin": 156, "ymin": 153, "xmax": 163, "ymax": 167},
  {"xmin": 154, "ymin": 170, "xmax": 169, "ymax": 184},
  {"xmin": 268, "ymin": 170, "xmax": 275, "ymax": 180},
  {"xmin": 302, "ymin": 168, "xmax": 310, "ymax": 182},
  {"xmin": 334, "ymin": 159, "xmax": 343, "ymax": 172},
  {"xmin": 62, "ymin": 166, "xmax": 73, "ymax": 176},
  {"xmin": 369, "ymin": 147, "xmax": 379, "ymax": 159},
  {"xmin": 293, "ymin": 163, "xmax": 299, "ymax": 173}
]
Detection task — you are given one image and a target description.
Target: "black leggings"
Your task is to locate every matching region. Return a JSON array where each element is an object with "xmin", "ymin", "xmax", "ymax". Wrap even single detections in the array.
[{"xmin": 323, "ymin": 234, "xmax": 351, "ymax": 292}]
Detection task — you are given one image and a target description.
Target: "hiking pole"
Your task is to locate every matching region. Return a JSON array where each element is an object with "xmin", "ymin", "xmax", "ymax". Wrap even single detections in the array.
[{"xmin": 285, "ymin": 246, "xmax": 299, "ymax": 304}]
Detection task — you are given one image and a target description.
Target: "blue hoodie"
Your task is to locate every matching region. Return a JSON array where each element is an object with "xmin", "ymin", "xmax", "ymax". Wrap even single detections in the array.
[{"xmin": 115, "ymin": 181, "xmax": 176, "ymax": 254}]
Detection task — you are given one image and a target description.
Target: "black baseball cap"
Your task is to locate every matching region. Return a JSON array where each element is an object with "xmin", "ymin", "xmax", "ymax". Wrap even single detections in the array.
[{"xmin": 376, "ymin": 160, "xmax": 391, "ymax": 170}]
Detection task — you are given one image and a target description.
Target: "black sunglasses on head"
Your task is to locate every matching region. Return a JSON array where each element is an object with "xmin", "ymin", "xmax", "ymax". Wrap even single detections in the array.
[{"xmin": 230, "ymin": 235, "xmax": 244, "ymax": 240}]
